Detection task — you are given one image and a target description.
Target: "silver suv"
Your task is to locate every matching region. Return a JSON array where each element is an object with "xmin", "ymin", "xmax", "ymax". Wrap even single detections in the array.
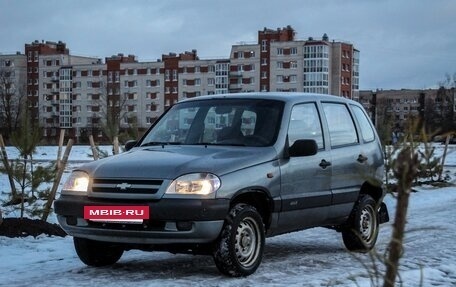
[{"xmin": 55, "ymin": 93, "xmax": 389, "ymax": 277}]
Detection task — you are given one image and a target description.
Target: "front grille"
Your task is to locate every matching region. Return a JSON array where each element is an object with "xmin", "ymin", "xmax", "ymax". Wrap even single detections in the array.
[
  {"xmin": 87, "ymin": 219, "xmax": 166, "ymax": 231},
  {"xmin": 92, "ymin": 178, "xmax": 163, "ymax": 194}
]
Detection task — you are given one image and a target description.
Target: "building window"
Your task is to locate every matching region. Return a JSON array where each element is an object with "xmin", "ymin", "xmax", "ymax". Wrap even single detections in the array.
[
  {"xmin": 277, "ymin": 62, "xmax": 283, "ymax": 69},
  {"xmin": 261, "ymin": 71, "xmax": 267, "ymax": 79},
  {"xmin": 208, "ymin": 78, "xmax": 215, "ymax": 86},
  {"xmin": 261, "ymin": 40, "xmax": 267, "ymax": 52},
  {"xmin": 290, "ymin": 61, "xmax": 298, "ymax": 69},
  {"xmin": 290, "ymin": 47, "xmax": 298, "ymax": 55},
  {"xmin": 172, "ymin": 69, "xmax": 177, "ymax": 81},
  {"xmin": 182, "ymin": 79, "xmax": 187, "ymax": 86},
  {"xmin": 277, "ymin": 48, "xmax": 283, "ymax": 55},
  {"xmin": 195, "ymin": 78, "xmax": 201, "ymax": 86},
  {"xmin": 195, "ymin": 66, "xmax": 200, "ymax": 73},
  {"xmin": 261, "ymin": 58, "xmax": 267, "ymax": 66},
  {"xmin": 165, "ymin": 70, "xmax": 170, "ymax": 81}
]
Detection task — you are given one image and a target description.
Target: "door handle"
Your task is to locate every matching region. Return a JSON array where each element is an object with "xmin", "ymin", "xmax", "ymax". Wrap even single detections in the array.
[
  {"xmin": 357, "ymin": 154, "xmax": 368, "ymax": 163},
  {"xmin": 319, "ymin": 159, "xmax": 332, "ymax": 169}
]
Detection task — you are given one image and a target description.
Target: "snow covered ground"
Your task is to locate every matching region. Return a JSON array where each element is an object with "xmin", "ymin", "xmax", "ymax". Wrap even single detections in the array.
[{"xmin": 0, "ymin": 145, "xmax": 456, "ymax": 286}]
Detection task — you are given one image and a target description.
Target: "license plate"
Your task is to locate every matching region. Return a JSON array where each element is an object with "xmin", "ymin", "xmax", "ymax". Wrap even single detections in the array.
[{"xmin": 84, "ymin": 206, "xmax": 149, "ymax": 223}]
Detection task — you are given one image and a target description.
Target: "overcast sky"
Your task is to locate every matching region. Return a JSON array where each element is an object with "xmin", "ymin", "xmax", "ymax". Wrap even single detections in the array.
[{"xmin": 1, "ymin": 0, "xmax": 455, "ymax": 90}]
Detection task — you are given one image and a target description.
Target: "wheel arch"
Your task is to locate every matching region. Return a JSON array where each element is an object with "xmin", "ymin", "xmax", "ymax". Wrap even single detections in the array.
[
  {"xmin": 359, "ymin": 181, "xmax": 384, "ymax": 203},
  {"xmin": 230, "ymin": 187, "xmax": 274, "ymax": 231}
]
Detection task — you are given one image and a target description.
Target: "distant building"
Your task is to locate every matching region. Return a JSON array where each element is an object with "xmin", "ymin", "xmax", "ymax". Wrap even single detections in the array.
[
  {"xmin": 359, "ymin": 89, "xmax": 456, "ymax": 142},
  {"xmin": 3, "ymin": 26, "xmax": 359, "ymax": 143}
]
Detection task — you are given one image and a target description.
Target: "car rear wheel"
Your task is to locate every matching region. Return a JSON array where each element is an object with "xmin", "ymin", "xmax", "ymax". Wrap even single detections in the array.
[
  {"xmin": 213, "ymin": 203, "xmax": 265, "ymax": 277},
  {"xmin": 74, "ymin": 237, "xmax": 124, "ymax": 266},
  {"xmin": 342, "ymin": 194, "xmax": 379, "ymax": 252}
]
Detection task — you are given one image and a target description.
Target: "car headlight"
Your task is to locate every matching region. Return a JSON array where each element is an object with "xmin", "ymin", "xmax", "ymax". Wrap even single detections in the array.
[
  {"xmin": 63, "ymin": 171, "xmax": 90, "ymax": 193},
  {"xmin": 165, "ymin": 173, "xmax": 221, "ymax": 196}
]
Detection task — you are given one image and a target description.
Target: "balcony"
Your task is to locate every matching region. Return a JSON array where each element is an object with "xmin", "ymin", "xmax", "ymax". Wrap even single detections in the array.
[
  {"xmin": 229, "ymin": 83, "xmax": 242, "ymax": 90},
  {"xmin": 229, "ymin": 71, "xmax": 243, "ymax": 77}
]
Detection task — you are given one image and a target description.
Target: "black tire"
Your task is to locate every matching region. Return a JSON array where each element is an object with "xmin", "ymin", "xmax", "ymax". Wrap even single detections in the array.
[
  {"xmin": 73, "ymin": 237, "xmax": 124, "ymax": 267},
  {"xmin": 213, "ymin": 204, "xmax": 265, "ymax": 277},
  {"xmin": 342, "ymin": 195, "xmax": 379, "ymax": 252}
]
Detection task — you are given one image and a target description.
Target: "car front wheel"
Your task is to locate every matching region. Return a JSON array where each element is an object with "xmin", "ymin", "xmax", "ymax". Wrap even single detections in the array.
[
  {"xmin": 74, "ymin": 237, "xmax": 124, "ymax": 267},
  {"xmin": 213, "ymin": 203, "xmax": 265, "ymax": 277},
  {"xmin": 342, "ymin": 194, "xmax": 379, "ymax": 252}
]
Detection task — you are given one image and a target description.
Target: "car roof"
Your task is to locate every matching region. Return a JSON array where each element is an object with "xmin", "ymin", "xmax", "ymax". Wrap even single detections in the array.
[{"xmin": 178, "ymin": 92, "xmax": 359, "ymax": 106}]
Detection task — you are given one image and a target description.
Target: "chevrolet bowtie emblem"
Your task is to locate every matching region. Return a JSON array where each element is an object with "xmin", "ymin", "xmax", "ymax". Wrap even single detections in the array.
[{"xmin": 116, "ymin": 183, "xmax": 132, "ymax": 190}]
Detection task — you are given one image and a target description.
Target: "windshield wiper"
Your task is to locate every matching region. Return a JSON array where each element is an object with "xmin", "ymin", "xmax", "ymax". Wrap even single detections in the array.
[
  {"xmin": 141, "ymin": 141, "xmax": 182, "ymax": 147},
  {"xmin": 190, "ymin": 142, "xmax": 246, "ymax": 147}
]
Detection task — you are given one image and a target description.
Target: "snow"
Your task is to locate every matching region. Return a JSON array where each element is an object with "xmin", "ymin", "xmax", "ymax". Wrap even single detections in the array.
[{"xmin": 1, "ymin": 145, "xmax": 456, "ymax": 286}]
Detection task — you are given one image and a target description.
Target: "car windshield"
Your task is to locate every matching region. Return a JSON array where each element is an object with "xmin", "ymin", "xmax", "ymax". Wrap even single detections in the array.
[{"xmin": 140, "ymin": 99, "xmax": 284, "ymax": 147}]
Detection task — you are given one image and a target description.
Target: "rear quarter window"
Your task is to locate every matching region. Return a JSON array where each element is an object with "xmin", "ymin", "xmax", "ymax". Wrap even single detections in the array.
[{"xmin": 351, "ymin": 105, "xmax": 375, "ymax": 142}]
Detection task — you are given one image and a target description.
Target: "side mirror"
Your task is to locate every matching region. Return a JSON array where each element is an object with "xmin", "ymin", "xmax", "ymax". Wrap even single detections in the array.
[
  {"xmin": 124, "ymin": 140, "xmax": 137, "ymax": 151},
  {"xmin": 289, "ymin": 139, "xmax": 318, "ymax": 157}
]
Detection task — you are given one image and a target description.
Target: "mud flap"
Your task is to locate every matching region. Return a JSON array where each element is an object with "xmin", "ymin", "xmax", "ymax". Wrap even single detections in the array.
[{"xmin": 378, "ymin": 202, "xmax": 389, "ymax": 224}]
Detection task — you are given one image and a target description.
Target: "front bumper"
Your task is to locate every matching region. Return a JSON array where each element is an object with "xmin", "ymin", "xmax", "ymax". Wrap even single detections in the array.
[{"xmin": 55, "ymin": 195, "xmax": 229, "ymax": 244}]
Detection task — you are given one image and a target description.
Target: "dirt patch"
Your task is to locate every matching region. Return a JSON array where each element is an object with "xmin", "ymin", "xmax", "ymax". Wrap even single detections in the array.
[{"xmin": 0, "ymin": 218, "xmax": 66, "ymax": 238}]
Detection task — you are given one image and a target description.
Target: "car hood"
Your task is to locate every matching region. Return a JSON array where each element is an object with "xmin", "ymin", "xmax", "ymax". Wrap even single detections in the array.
[{"xmin": 78, "ymin": 145, "xmax": 278, "ymax": 180}]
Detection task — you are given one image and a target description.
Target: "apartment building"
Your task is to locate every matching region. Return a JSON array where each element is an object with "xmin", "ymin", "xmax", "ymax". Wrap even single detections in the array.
[
  {"xmin": 3, "ymin": 26, "xmax": 360, "ymax": 143},
  {"xmin": 230, "ymin": 26, "xmax": 359, "ymax": 99},
  {"xmin": 360, "ymin": 89, "xmax": 425, "ymax": 126},
  {"xmin": 37, "ymin": 53, "xmax": 102, "ymax": 141}
]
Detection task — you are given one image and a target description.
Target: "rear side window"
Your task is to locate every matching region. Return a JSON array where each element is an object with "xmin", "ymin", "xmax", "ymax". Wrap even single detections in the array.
[
  {"xmin": 351, "ymin": 105, "xmax": 375, "ymax": 142},
  {"xmin": 322, "ymin": 103, "xmax": 358, "ymax": 147}
]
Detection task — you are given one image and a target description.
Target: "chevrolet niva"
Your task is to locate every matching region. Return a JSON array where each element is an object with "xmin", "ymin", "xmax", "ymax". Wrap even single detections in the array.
[{"xmin": 55, "ymin": 93, "xmax": 389, "ymax": 277}]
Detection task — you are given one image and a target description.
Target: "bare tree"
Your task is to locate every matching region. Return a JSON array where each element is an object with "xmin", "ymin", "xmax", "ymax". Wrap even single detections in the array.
[
  {"xmin": 0, "ymin": 67, "xmax": 26, "ymax": 141},
  {"xmin": 100, "ymin": 82, "xmax": 130, "ymax": 144},
  {"xmin": 429, "ymin": 73, "xmax": 456, "ymax": 134},
  {"xmin": 375, "ymin": 97, "xmax": 395, "ymax": 145}
]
